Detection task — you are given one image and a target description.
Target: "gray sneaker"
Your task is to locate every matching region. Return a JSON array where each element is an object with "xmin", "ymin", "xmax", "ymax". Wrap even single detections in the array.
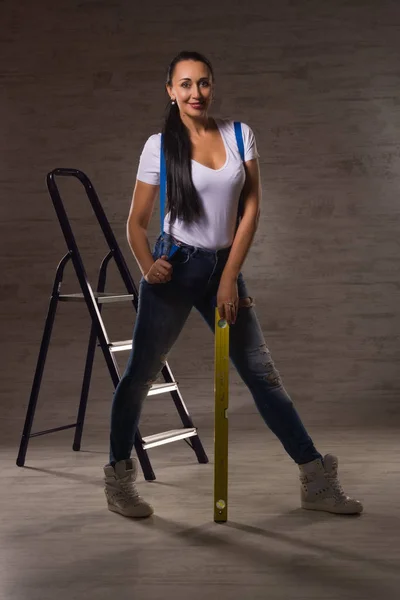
[
  {"xmin": 104, "ymin": 458, "xmax": 154, "ymax": 518},
  {"xmin": 299, "ymin": 454, "xmax": 363, "ymax": 515}
]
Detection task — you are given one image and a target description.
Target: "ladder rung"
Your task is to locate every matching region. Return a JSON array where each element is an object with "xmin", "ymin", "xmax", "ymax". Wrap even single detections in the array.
[
  {"xmin": 59, "ymin": 292, "xmax": 134, "ymax": 304},
  {"xmin": 109, "ymin": 340, "xmax": 132, "ymax": 352},
  {"xmin": 142, "ymin": 428, "xmax": 197, "ymax": 449},
  {"xmin": 148, "ymin": 382, "xmax": 179, "ymax": 396},
  {"xmin": 29, "ymin": 423, "xmax": 78, "ymax": 438}
]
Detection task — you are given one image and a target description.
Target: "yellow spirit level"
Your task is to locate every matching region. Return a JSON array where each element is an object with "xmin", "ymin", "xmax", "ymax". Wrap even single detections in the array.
[{"xmin": 214, "ymin": 308, "xmax": 230, "ymax": 523}]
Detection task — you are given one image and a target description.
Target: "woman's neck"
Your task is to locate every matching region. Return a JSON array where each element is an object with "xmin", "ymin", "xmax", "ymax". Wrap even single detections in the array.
[{"xmin": 181, "ymin": 114, "xmax": 215, "ymax": 138}]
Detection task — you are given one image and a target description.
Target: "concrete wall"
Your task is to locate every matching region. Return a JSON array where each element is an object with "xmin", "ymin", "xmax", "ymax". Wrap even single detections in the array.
[{"xmin": 2, "ymin": 0, "xmax": 400, "ymax": 449}]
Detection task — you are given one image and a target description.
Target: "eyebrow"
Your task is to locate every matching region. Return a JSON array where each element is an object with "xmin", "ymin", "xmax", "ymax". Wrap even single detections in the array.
[{"xmin": 179, "ymin": 77, "xmax": 210, "ymax": 81}]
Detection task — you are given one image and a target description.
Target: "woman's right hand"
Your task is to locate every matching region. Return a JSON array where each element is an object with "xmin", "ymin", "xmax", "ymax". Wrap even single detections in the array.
[{"xmin": 144, "ymin": 255, "xmax": 173, "ymax": 284}]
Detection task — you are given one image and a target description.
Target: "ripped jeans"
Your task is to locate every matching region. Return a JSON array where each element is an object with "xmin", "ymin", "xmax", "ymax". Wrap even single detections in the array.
[{"xmin": 109, "ymin": 233, "xmax": 322, "ymax": 466}]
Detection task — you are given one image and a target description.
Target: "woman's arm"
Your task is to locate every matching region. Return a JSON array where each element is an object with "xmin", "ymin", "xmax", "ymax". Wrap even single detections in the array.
[
  {"xmin": 217, "ymin": 158, "xmax": 261, "ymax": 324},
  {"xmin": 127, "ymin": 180, "xmax": 172, "ymax": 283},
  {"xmin": 223, "ymin": 158, "xmax": 261, "ymax": 279}
]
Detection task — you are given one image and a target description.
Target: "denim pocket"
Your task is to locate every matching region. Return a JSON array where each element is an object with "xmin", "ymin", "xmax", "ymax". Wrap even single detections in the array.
[
  {"xmin": 169, "ymin": 247, "xmax": 191, "ymax": 265},
  {"xmin": 151, "ymin": 235, "xmax": 164, "ymax": 260},
  {"xmin": 152, "ymin": 235, "xmax": 193, "ymax": 265}
]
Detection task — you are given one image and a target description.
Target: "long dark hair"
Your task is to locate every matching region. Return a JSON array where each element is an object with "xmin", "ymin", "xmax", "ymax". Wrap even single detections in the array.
[{"xmin": 163, "ymin": 51, "xmax": 215, "ymax": 224}]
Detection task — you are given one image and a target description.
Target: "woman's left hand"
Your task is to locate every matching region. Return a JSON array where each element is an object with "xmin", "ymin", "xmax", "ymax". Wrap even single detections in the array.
[{"xmin": 217, "ymin": 276, "xmax": 239, "ymax": 326}]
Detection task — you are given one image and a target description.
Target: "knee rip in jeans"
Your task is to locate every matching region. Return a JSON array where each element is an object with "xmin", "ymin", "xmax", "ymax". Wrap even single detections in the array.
[
  {"xmin": 259, "ymin": 344, "xmax": 282, "ymax": 387},
  {"xmin": 239, "ymin": 296, "xmax": 255, "ymax": 309}
]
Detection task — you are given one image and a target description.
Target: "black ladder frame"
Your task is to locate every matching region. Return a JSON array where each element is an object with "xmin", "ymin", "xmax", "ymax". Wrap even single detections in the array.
[{"xmin": 16, "ymin": 168, "xmax": 208, "ymax": 479}]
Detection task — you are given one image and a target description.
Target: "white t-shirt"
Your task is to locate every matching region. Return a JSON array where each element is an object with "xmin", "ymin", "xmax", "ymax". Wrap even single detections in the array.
[{"xmin": 136, "ymin": 118, "xmax": 259, "ymax": 250}]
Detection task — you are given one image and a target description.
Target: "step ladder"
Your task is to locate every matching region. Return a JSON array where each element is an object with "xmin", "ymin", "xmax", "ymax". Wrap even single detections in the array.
[{"xmin": 16, "ymin": 168, "xmax": 209, "ymax": 480}]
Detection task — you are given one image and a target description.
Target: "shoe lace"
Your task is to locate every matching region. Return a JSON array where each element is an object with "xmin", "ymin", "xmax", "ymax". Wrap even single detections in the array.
[
  {"xmin": 325, "ymin": 468, "xmax": 347, "ymax": 500},
  {"xmin": 118, "ymin": 475, "xmax": 141, "ymax": 502}
]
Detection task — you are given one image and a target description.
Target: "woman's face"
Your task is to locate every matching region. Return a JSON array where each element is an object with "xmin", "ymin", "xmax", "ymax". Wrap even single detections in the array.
[{"xmin": 167, "ymin": 60, "xmax": 213, "ymax": 118}]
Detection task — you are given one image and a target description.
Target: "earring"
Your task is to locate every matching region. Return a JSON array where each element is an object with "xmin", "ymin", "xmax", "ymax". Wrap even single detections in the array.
[{"xmin": 171, "ymin": 99, "xmax": 176, "ymax": 105}]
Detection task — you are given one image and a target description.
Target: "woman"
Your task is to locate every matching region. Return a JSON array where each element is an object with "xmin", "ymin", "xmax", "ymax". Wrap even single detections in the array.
[{"xmin": 103, "ymin": 51, "xmax": 363, "ymax": 518}]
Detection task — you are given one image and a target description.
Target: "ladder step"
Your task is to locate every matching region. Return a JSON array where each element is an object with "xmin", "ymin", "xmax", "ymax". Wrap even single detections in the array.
[
  {"xmin": 109, "ymin": 340, "xmax": 132, "ymax": 352},
  {"xmin": 59, "ymin": 292, "xmax": 133, "ymax": 304},
  {"xmin": 148, "ymin": 382, "xmax": 179, "ymax": 396},
  {"xmin": 142, "ymin": 428, "xmax": 197, "ymax": 449}
]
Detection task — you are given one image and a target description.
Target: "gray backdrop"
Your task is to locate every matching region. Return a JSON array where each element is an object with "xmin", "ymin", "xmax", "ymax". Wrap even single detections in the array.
[{"xmin": 1, "ymin": 0, "xmax": 400, "ymax": 452}]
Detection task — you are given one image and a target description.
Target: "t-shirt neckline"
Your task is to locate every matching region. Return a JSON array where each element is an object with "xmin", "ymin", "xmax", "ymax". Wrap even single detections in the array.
[{"xmin": 191, "ymin": 117, "xmax": 229, "ymax": 173}]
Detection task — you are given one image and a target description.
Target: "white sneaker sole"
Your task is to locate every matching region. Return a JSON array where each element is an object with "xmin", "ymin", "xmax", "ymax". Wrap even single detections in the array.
[
  {"xmin": 107, "ymin": 503, "xmax": 154, "ymax": 518},
  {"xmin": 301, "ymin": 501, "xmax": 363, "ymax": 515}
]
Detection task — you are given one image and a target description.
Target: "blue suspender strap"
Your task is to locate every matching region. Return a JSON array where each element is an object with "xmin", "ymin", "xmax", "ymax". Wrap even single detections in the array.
[
  {"xmin": 159, "ymin": 134, "xmax": 179, "ymax": 258},
  {"xmin": 234, "ymin": 121, "xmax": 245, "ymax": 225},
  {"xmin": 234, "ymin": 121, "xmax": 245, "ymax": 162},
  {"xmin": 160, "ymin": 133, "xmax": 166, "ymax": 234}
]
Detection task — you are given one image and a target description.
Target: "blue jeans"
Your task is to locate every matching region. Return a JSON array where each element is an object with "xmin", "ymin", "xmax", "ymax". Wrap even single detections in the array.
[{"xmin": 109, "ymin": 233, "xmax": 322, "ymax": 466}]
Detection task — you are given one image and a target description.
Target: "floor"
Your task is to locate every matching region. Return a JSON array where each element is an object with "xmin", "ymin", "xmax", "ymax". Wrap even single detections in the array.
[{"xmin": 2, "ymin": 411, "xmax": 399, "ymax": 600}]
